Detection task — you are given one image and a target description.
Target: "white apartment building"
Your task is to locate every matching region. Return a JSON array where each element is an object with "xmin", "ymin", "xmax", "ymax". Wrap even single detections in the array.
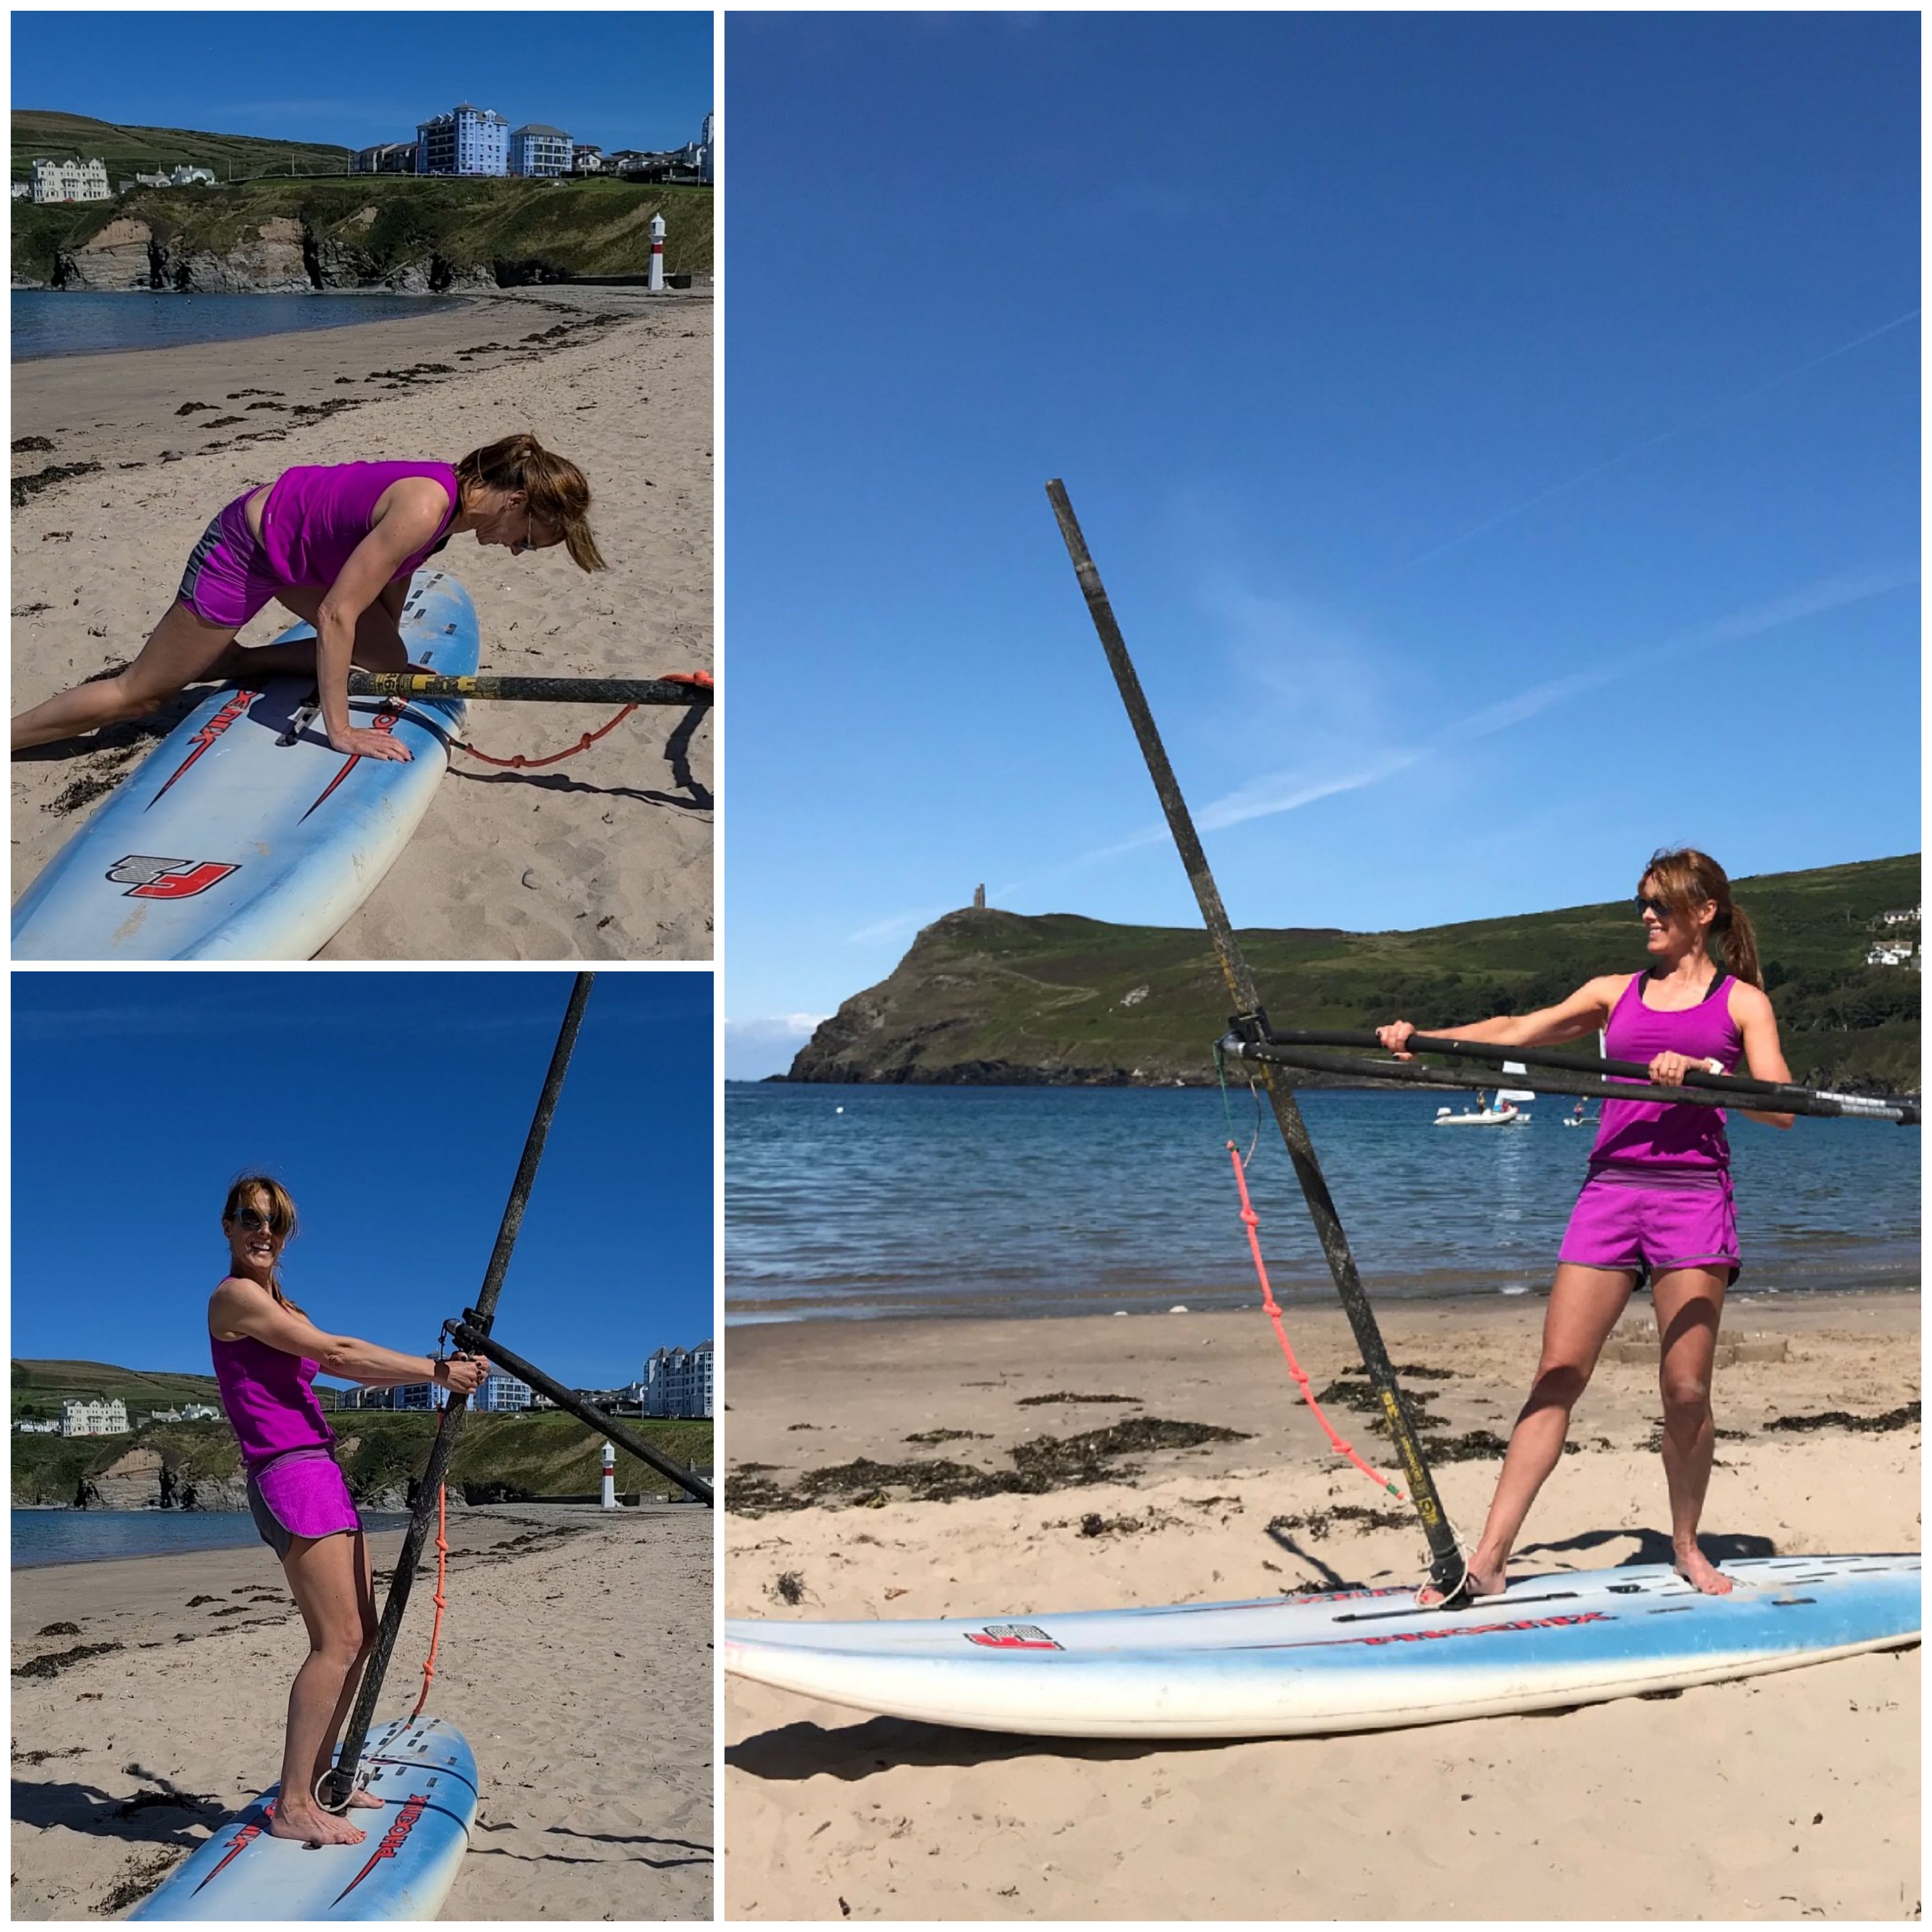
[
  {"xmin": 417, "ymin": 103, "xmax": 510, "ymax": 177},
  {"xmin": 642, "ymin": 1342, "xmax": 713, "ymax": 1419},
  {"xmin": 31, "ymin": 157, "xmax": 110, "ymax": 204},
  {"xmin": 509, "ymin": 124, "xmax": 574, "ymax": 178},
  {"xmin": 61, "ymin": 1397, "xmax": 129, "ymax": 1437},
  {"xmin": 473, "ymin": 1371, "xmax": 534, "ymax": 1413}
]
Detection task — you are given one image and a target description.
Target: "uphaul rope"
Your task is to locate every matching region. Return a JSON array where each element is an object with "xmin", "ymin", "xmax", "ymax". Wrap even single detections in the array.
[
  {"xmin": 1045, "ymin": 478, "xmax": 1468, "ymax": 1603},
  {"xmin": 1225, "ymin": 1026, "xmax": 1920, "ymax": 1126}
]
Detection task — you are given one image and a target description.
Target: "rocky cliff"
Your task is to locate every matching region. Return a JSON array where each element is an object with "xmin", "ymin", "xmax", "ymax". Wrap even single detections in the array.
[{"xmin": 13, "ymin": 178, "xmax": 710, "ymax": 293}]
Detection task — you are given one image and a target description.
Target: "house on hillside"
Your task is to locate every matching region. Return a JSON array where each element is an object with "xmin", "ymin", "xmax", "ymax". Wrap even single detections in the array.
[
  {"xmin": 1866, "ymin": 941, "xmax": 1918, "ymax": 969},
  {"xmin": 60, "ymin": 1397, "xmax": 129, "ymax": 1437},
  {"xmin": 354, "ymin": 141, "xmax": 418, "ymax": 175},
  {"xmin": 30, "ymin": 157, "xmax": 110, "ymax": 204},
  {"xmin": 570, "ymin": 144, "xmax": 606, "ymax": 175},
  {"xmin": 11, "ymin": 181, "xmax": 32, "ymax": 200}
]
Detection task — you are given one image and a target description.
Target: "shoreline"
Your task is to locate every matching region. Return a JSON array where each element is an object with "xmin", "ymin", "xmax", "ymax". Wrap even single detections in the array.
[
  {"xmin": 11, "ymin": 286, "xmax": 713, "ymax": 959},
  {"xmin": 726, "ymin": 1271, "xmax": 1924, "ymax": 1326}
]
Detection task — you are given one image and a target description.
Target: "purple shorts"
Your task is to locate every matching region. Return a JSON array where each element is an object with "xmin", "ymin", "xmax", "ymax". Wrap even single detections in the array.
[
  {"xmin": 246, "ymin": 1446, "xmax": 362, "ymax": 1559},
  {"xmin": 1559, "ymin": 1165, "xmax": 1740, "ymax": 1285},
  {"xmin": 176, "ymin": 490, "xmax": 285, "ymax": 629}
]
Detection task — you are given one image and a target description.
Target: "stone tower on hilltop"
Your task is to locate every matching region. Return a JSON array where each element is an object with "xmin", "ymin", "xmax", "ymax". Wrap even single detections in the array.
[{"xmin": 973, "ymin": 883, "xmax": 986, "ymax": 910}]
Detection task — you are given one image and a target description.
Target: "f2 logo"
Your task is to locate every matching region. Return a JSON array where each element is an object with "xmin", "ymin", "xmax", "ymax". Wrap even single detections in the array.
[{"xmin": 105, "ymin": 855, "xmax": 239, "ymax": 900}]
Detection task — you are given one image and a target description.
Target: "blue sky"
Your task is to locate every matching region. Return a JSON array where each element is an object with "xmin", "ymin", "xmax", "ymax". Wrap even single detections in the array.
[
  {"xmin": 12, "ymin": 973, "xmax": 712, "ymax": 1388},
  {"xmin": 724, "ymin": 12, "xmax": 1920, "ymax": 1079},
  {"xmin": 11, "ymin": 11, "xmax": 711, "ymax": 156}
]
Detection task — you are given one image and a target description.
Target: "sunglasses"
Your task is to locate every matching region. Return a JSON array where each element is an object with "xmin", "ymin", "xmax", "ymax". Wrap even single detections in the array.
[
  {"xmin": 1633, "ymin": 896, "xmax": 1673, "ymax": 920},
  {"xmin": 232, "ymin": 1208, "xmax": 280, "ymax": 1234}
]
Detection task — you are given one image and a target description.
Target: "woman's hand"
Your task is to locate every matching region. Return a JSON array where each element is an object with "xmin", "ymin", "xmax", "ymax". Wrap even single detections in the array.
[
  {"xmin": 435, "ymin": 1354, "xmax": 491, "ymax": 1397},
  {"xmin": 329, "ymin": 723, "xmax": 413, "ymax": 764},
  {"xmin": 1377, "ymin": 1020, "xmax": 1417, "ymax": 1060},
  {"xmin": 1648, "ymin": 1051, "xmax": 1718, "ymax": 1087}
]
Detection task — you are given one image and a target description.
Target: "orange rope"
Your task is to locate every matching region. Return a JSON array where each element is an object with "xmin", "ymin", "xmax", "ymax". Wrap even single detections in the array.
[
  {"xmin": 410, "ymin": 1483, "xmax": 449, "ymax": 1719},
  {"xmin": 1226, "ymin": 1141, "xmax": 1405, "ymax": 1499},
  {"xmin": 458, "ymin": 703, "xmax": 639, "ymax": 769}
]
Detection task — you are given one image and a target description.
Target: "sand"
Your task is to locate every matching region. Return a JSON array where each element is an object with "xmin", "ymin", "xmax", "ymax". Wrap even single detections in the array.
[
  {"xmin": 11, "ymin": 1502, "xmax": 712, "ymax": 1920},
  {"xmin": 723, "ymin": 1292, "xmax": 1921, "ymax": 1920},
  {"xmin": 11, "ymin": 288, "xmax": 712, "ymax": 959}
]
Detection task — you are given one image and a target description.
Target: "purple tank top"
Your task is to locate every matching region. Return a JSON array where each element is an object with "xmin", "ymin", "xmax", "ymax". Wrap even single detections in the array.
[
  {"xmin": 209, "ymin": 1322, "xmax": 336, "ymax": 1470},
  {"xmin": 1589, "ymin": 971, "xmax": 1742, "ymax": 1173},
  {"xmin": 260, "ymin": 461, "xmax": 460, "ymax": 590}
]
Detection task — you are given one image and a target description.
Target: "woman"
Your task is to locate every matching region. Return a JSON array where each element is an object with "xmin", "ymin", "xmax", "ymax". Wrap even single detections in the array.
[
  {"xmin": 1378, "ymin": 849, "xmax": 1794, "ymax": 1606},
  {"xmin": 13, "ymin": 433, "xmax": 604, "ymax": 763},
  {"xmin": 208, "ymin": 1175, "xmax": 488, "ymax": 1847}
]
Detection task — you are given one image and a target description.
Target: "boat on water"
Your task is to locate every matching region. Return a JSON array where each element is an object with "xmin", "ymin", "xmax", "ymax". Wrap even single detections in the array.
[{"xmin": 1434, "ymin": 1100, "xmax": 1529, "ymax": 1126}]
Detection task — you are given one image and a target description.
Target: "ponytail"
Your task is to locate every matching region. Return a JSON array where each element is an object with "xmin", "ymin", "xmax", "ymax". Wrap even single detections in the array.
[{"xmin": 455, "ymin": 433, "xmax": 606, "ymax": 572}]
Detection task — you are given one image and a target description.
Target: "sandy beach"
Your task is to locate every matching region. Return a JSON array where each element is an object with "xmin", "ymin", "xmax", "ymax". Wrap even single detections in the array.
[
  {"xmin": 12, "ymin": 1502, "xmax": 712, "ymax": 1920},
  {"xmin": 724, "ymin": 1291, "xmax": 1920, "ymax": 1920},
  {"xmin": 11, "ymin": 288, "xmax": 712, "ymax": 959}
]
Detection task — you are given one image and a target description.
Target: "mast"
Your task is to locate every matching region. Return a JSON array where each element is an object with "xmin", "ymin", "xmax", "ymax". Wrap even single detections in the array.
[{"xmin": 1045, "ymin": 480, "xmax": 1466, "ymax": 1599}]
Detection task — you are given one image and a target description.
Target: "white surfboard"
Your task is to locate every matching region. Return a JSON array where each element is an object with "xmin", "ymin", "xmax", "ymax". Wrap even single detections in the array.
[
  {"xmin": 727, "ymin": 1553, "xmax": 1921, "ymax": 1739},
  {"xmin": 128, "ymin": 1715, "xmax": 476, "ymax": 1921},
  {"xmin": 12, "ymin": 571, "xmax": 476, "ymax": 961}
]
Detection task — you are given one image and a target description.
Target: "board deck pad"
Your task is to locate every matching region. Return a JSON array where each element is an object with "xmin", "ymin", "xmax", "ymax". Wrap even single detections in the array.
[
  {"xmin": 129, "ymin": 1715, "xmax": 477, "ymax": 1922},
  {"xmin": 13, "ymin": 571, "xmax": 476, "ymax": 961},
  {"xmin": 726, "ymin": 1553, "xmax": 1921, "ymax": 1739}
]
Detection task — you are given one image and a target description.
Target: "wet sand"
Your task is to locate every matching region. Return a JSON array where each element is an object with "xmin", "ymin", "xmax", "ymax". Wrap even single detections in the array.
[
  {"xmin": 12, "ymin": 1504, "xmax": 712, "ymax": 1920},
  {"xmin": 724, "ymin": 1291, "xmax": 1920, "ymax": 1920},
  {"xmin": 11, "ymin": 287, "xmax": 712, "ymax": 959}
]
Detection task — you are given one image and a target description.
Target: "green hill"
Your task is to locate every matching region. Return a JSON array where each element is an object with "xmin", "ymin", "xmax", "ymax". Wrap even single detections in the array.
[
  {"xmin": 12, "ymin": 1358, "xmax": 224, "ymax": 1424},
  {"xmin": 790, "ymin": 853, "xmax": 1921, "ymax": 1091},
  {"xmin": 11, "ymin": 1410, "xmax": 712, "ymax": 1508},
  {"xmin": 13, "ymin": 108, "xmax": 350, "ymax": 182}
]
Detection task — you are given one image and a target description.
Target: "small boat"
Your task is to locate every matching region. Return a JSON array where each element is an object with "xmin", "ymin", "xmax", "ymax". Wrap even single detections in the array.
[{"xmin": 1434, "ymin": 1101, "xmax": 1527, "ymax": 1127}]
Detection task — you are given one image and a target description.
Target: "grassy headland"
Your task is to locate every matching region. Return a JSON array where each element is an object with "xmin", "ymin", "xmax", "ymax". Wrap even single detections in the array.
[{"xmin": 790, "ymin": 853, "xmax": 1921, "ymax": 1089}]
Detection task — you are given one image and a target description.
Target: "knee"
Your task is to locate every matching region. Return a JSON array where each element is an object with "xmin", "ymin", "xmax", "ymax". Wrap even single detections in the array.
[
  {"xmin": 312, "ymin": 1619, "xmax": 367, "ymax": 1672},
  {"xmin": 1660, "ymin": 1371, "xmax": 1712, "ymax": 1419},
  {"xmin": 101, "ymin": 674, "xmax": 168, "ymax": 722},
  {"xmin": 1526, "ymin": 1359, "xmax": 1591, "ymax": 1412}
]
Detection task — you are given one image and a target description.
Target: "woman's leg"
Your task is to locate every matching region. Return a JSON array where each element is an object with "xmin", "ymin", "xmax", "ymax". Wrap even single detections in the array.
[
  {"xmin": 222, "ymin": 584, "xmax": 412, "ymax": 681},
  {"xmin": 1421, "ymin": 1263, "xmax": 1636, "ymax": 1603},
  {"xmin": 1651, "ymin": 1265, "xmax": 1733, "ymax": 1595},
  {"xmin": 308, "ymin": 1529, "xmax": 384, "ymax": 1809},
  {"xmin": 11, "ymin": 600, "xmax": 240, "ymax": 751},
  {"xmin": 271, "ymin": 1529, "xmax": 380, "ymax": 1845}
]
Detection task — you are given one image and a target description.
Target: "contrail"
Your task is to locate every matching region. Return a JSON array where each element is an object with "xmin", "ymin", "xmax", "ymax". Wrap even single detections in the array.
[{"xmin": 1405, "ymin": 309, "xmax": 1921, "ymax": 572}]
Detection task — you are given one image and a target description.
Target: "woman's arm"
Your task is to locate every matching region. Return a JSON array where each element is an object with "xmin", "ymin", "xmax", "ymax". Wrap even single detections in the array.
[
  {"xmin": 209, "ymin": 1278, "xmax": 487, "ymax": 1391},
  {"xmin": 315, "ymin": 482, "xmax": 447, "ymax": 761},
  {"xmin": 1727, "ymin": 981, "xmax": 1796, "ymax": 1130},
  {"xmin": 1379, "ymin": 975, "xmax": 1626, "ymax": 1057}
]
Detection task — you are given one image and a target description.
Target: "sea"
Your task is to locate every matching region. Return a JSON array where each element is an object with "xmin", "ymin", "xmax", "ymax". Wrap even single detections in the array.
[
  {"xmin": 11, "ymin": 1508, "xmax": 413, "ymax": 1570},
  {"xmin": 726, "ymin": 1082, "xmax": 1921, "ymax": 1324},
  {"xmin": 11, "ymin": 289, "xmax": 466, "ymax": 362}
]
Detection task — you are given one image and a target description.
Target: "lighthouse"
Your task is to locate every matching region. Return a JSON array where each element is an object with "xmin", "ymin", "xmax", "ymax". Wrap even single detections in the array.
[
  {"xmin": 600, "ymin": 1440, "xmax": 617, "ymax": 1509},
  {"xmin": 648, "ymin": 213, "xmax": 666, "ymax": 292}
]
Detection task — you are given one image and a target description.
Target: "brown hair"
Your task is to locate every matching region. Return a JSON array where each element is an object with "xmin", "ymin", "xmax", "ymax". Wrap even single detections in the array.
[
  {"xmin": 1639, "ymin": 847, "xmax": 1764, "ymax": 989},
  {"xmin": 455, "ymin": 433, "xmax": 605, "ymax": 572},
  {"xmin": 221, "ymin": 1173, "xmax": 305, "ymax": 1313}
]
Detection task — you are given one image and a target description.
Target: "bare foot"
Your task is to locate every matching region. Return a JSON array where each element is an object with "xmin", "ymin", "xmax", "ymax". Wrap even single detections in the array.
[
  {"xmin": 1673, "ymin": 1546, "xmax": 1733, "ymax": 1595},
  {"xmin": 267, "ymin": 1801, "xmax": 367, "ymax": 1847},
  {"xmin": 1417, "ymin": 1558, "xmax": 1509, "ymax": 1607}
]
